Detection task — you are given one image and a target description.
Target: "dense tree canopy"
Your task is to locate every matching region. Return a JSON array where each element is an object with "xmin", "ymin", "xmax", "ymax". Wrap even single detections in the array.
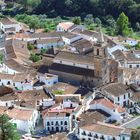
[
  {"xmin": 0, "ymin": 114, "xmax": 20, "ymax": 140},
  {"xmin": 35, "ymin": 0, "xmax": 140, "ymax": 27}
]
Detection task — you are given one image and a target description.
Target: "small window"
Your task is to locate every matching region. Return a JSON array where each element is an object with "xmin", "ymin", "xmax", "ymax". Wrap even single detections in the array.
[
  {"xmin": 129, "ymin": 65, "xmax": 132, "ymax": 68},
  {"xmin": 51, "ymin": 122, "xmax": 53, "ymax": 125},
  {"xmin": 137, "ymin": 65, "xmax": 139, "ymax": 68},
  {"xmin": 118, "ymin": 97, "xmax": 120, "ymax": 101},
  {"xmin": 97, "ymin": 49, "xmax": 99, "ymax": 55},
  {"xmin": 64, "ymin": 121, "xmax": 67, "ymax": 125},
  {"xmin": 124, "ymin": 95, "xmax": 126, "ymax": 99}
]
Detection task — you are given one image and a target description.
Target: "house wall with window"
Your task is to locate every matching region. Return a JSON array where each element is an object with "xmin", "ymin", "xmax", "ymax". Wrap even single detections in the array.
[
  {"xmin": 44, "ymin": 115, "xmax": 72, "ymax": 132},
  {"xmin": 75, "ymin": 127, "xmax": 131, "ymax": 140},
  {"xmin": 37, "ymin": 41, "xmax": 64, "ymax": 50},
  {"xmin": 75, "ymin": 128, "xmax": 121, "ymax": 140},
  {"xmin": 39, "ymin": 74, "xmax": 58, "ymax": 87},
  {"xmin": 114, "ymin": 93, "xmax": 132, "ymax": 107}
]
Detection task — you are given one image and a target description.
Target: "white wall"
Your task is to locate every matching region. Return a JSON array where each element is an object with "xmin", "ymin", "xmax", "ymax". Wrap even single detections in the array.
[
  {"xmin": 0, "ymin": 63, "xmax": 19, "ymax": 74},
  {"xmin": 37, "ymin": 41, "xmax": 64, "ymax": 50},
  {"xmin": 44, "ymin": 115, "xmax": 72, "ymax": 132},
  {"xmin": 62, "ymin": 36, "xmax": 82, "ymax": 45},
  {"xmin": 0, "ymin": 23, "xmax": 22, "ymax": 33},
  {"xmin": 53, "ymin": 59, "xmax": 94, "ymax": 70},
  {"xmin": 39, "ymin": 75, "xmax": 58, "ymax": 87}
]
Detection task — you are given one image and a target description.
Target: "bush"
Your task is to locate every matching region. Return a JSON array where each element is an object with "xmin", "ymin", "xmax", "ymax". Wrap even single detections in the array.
[
  {"xmin": 27, "ymin": 44, "xmax": 35, "ymax": 50},
  {"xmin": 53, "ymin": 90, "xmax": 64, "ymax": 95},
  {"xmin": 29, "ymin": 53, "xmax": 41, "ymax": 62}
]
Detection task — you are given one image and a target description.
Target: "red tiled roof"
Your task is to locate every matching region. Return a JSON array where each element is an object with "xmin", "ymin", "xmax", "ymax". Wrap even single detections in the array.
[{"xmin": 90, "ymin": 98, "xmax": 125, "ymax": 113}]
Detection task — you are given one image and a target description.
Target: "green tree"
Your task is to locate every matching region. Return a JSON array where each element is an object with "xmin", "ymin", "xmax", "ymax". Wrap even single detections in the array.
[
  {"xmin": 0, "ymin": 53, "xmax": 4, "ymax": 63},
  {"xmin": 84, "ymin": 14, "xmax": 94, "ymax": 26},
  {"xmin": 131, "ymin": 130, "xmax": 140, "ymax": 140},
  {"xmin": 94, "ymin": 17, "xmax": 102, "ymax": 26},
  {"xmin": 0, "ymin": 114, "xmax": 20, "ymax": 140},
  {"xmin": 117, "ymin": 12, "xmax": 132, "ymax": 36},
  {"xmin": 73, "ymin": 16, "xmax": 81, "ymax": 25}
]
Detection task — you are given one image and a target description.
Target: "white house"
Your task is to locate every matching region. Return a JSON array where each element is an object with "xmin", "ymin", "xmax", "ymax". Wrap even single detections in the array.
[
  {"xmin": 75, "ymin": 121, "xmax": 132, "ymax": 140},
  {"xmin": 101, "ymin": 83, "xmax": 133, "ymax": 107},
  {"xmin": 0, "ymin": 18, "xmax": 22, "ymax": 34},
  {"xmin": 57, "ymin": 22, "xmax": 74, "ymax": 32},
  {"xmin": 0, "ymin": 107, "xmax": 39, "ymax": 132},
  {"xmin": 62, "ymin": 34, "xmax": 82, "ymax": 45},
  {"xmin": 43, "ymin": 110, "xmax": 72, "ymax": 132},
  {"xmin": 39, "ymin": 73, "xmax": 58, "ymax": 87},
  {"xmin": 88, "ymin": 98, "xmax": 126, "ymax": 122},
  {"xmin": 0, "ymin": 73, "xmax": 37, "ymax": 91},
  {"xmin": 36, "ymin": 38, "xmax": 64, "ymax": 50},
  {"xmin": 112, "ymin": 50, "xmax": 140, "ymax": 69},
  {"xmin": 108, "ymin": 45, "xmax": 127, "ymax": 58}
]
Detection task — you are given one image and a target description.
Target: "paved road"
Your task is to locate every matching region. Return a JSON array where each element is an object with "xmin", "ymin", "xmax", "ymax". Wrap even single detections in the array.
[{"xmin": 121, "ymin": 116, "xmax": 140, "ymax": 128}]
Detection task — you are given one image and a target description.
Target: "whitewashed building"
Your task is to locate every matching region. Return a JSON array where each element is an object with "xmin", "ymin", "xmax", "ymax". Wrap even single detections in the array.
[
  {"xmin": 57, "ymin": 22, "xmax": 74, "ymax": 32},
  {"xmin": 101, "ymin": 83, "xmax": 133, "ymax": 107},
  {"xmin": 36, "ymin": 38, "xmax": 64, "ymax": 50},
  {"xmin": 39, "ymin": 73, "xmax": 58, "ymax": 87},
  {"xmin": 62, "ymin": 34, "xmax": 82, "ymax": 45},
  {"xmin": 88, "ymin": 98, "xmax": 126, "ymax": 122},
  {"xmin": 0, "ymin": 107, "xmax": 39, "ymax": 132},
  {"xmin": 0, "ymin": 18, "xmax": 22, "ymax": 34},
  {"xmin": 75, "ymin": 121, "xmax": 132, "ymax": 140}
]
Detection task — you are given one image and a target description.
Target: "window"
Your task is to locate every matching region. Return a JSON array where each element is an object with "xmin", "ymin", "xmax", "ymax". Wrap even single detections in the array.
[
  {"xmin": 122, "ymin": 136, "xmax": 125, "ymax": 140},
  {"xmin": 124, "ymin": 95, "xmax": 126, "ymax": 99},
  {"xmin": 104, "ymin": 49, "xmax": 106, "ymax": 56},
  {"xmin": 47, "ymin": 122, "xmax": 50, "ymax": 126},
  {"xmin": 60, "ymin": 61, "xmax": 62, "ymax": 64},
  {"xmin": 7, "ymin": 81, "xmax": 10, "ymax": 85},
  {"xmin": 51, "ymin": 122, "xmax": 53, "ymax": 125},
  {"xmin": 118, "ymin": 97, "xmax": 120, "ymax": 101},
  {"xmin": 61, "ymin": 127, "xmax": 63, "ymax": 131},
  {"xmin": 137, "ymin": 65, "xmax": 139, "ymax": 68},
  {"xmin": 61, "ymin": 121, "xmax": 63, "ymax": 125},
  {"xmin": 128, "ymin": 93, "xmax": 130, "ymax": 98},
  {"xmin": 55, "ymin": 121, "xmax": 59, "ymax": 125},
  {"xmin": 48, "ymin": 127, "xmax": 50, "ymax": 131},
  {"xmin": 97, "ymin": 49, "xmax": 99, "ymax": 55},
  {"xmin": 94, "ymin": 134, "xmax": 98, "ymax": 138},
  {"xmin": 13, "ymin": 83, "xmax": 15, "ymax": 86},
  {"xmin": 129, "ymin": 65, "xmax": 132, "ymax": 68},
  {"xmin": 82, "ymin": 131, "xmax": 86, "ymax": 136},
  {"xmin": 64, "ymin": 121, "xmax": 67, "ymax": 125}
]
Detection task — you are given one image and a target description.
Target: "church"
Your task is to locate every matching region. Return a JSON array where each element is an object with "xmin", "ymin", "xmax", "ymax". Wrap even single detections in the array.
[{"xmin": 49, "ymin": 28, "xmax": 110, "ymax": 87}]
